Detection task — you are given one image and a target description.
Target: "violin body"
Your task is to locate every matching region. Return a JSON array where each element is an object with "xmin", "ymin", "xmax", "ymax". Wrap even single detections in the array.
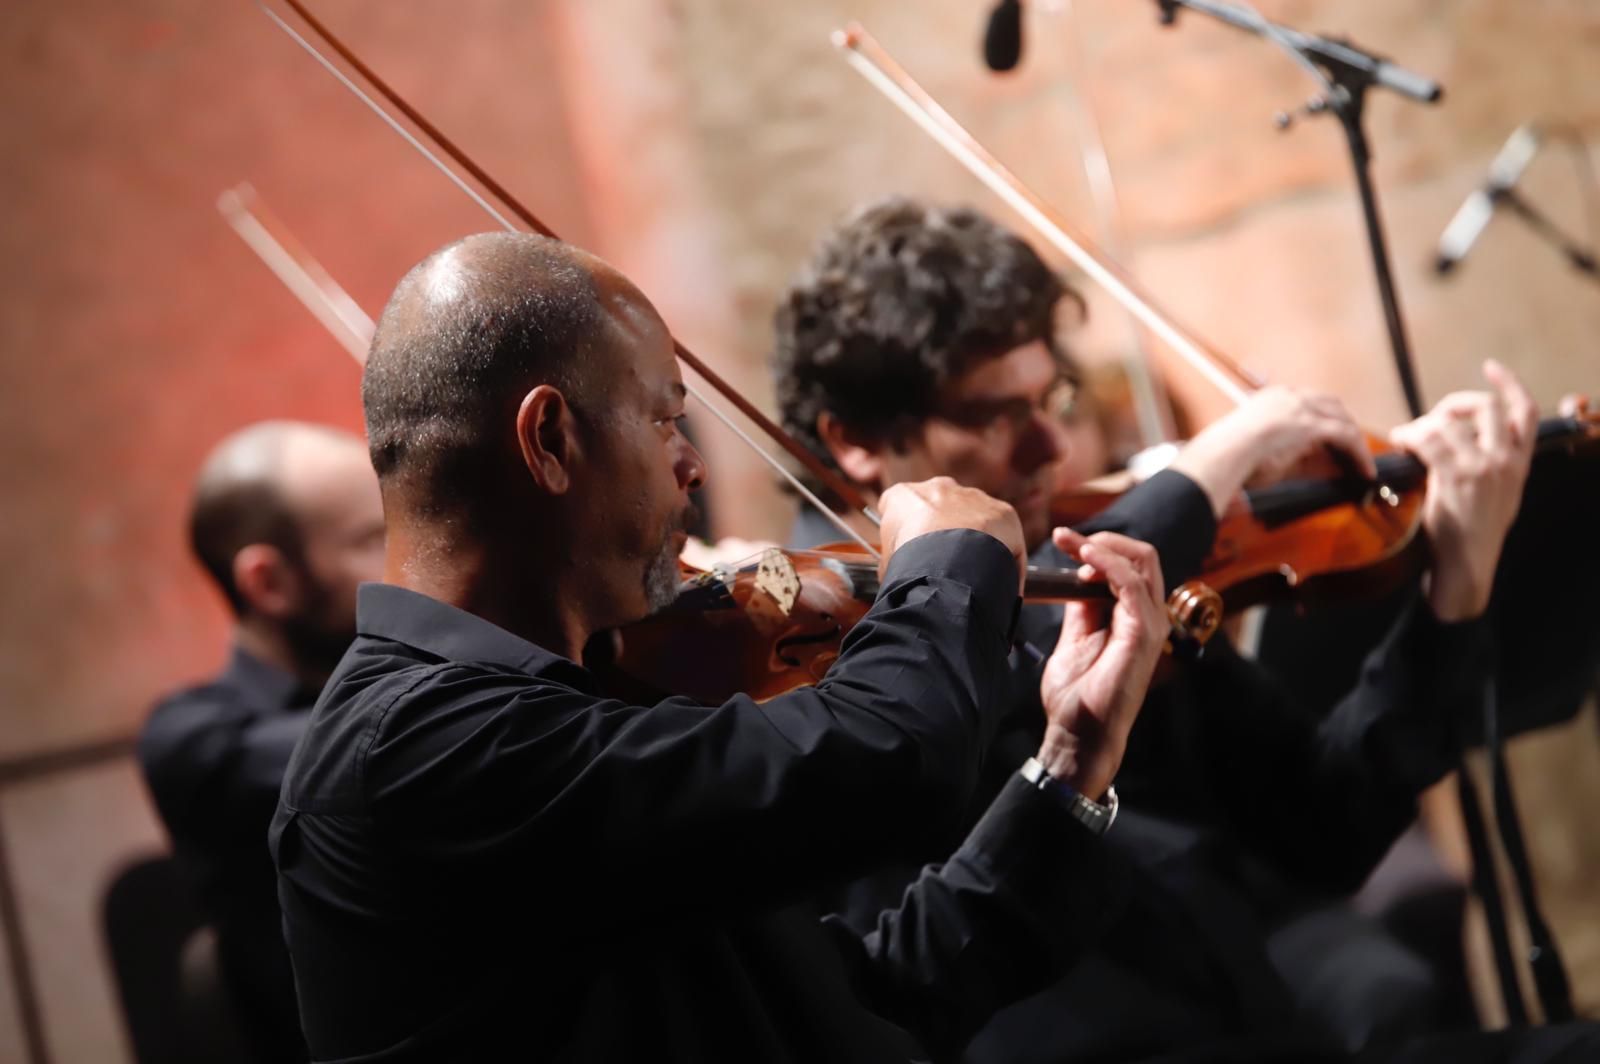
[
  {"xmin": 1202, "ymin": 432, "xmax": 1429, "ymax": 613},
  {"xmin": 1203, "ymin": 481, "xmax": 1426, "ymax": 614},
  {"xmin": 604, "ymin": 548, "xmax": 874, "ymax": 704},
  {"xmin": 1053, "ymin": 412, "xmax": 1599, "ymax": 623}
]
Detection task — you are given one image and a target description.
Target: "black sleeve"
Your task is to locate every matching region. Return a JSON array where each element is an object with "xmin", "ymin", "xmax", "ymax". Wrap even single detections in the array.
[
  {"xmin": 365, "ymin": 529, "xmax": 1024, "ymax": 921},
  {"xmin": 139, "ymin": 693, "xmax": 308, "ymax": 846},
  {"xmin": 231, "ymin": 712, "xmax": 309, "ymax": 807},
  {"xmin": 825, "ymin": 773, "xmax": 1127, "ymax": 1059},
  {"xmin": 1191, "ymin": 593, "xmax": 1491, "ymax": 890},
  {"xmin": 1019, "ymin": 466, "xmax": 1216, "ymax": 667},
  {"xmin": 1071, "ymin": 468, "xmax": 1218, "ymax": 592}
]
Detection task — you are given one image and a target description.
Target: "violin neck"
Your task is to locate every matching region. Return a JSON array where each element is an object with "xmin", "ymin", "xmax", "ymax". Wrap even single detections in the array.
[
  {"xmin": 1535, "ymin": 413, "xmax": 1593, "ymax": 449},
  {"xmin": 1023, "ymin": 567, "xmax": 1114, "ymax": 602},
  {"xmin": 835, "ymin": 559, "xmax": 1109, "ymax": 602},
  {"xmin": 1245, "ymin": 414, "xmax": 1593, "ymax": 528}
]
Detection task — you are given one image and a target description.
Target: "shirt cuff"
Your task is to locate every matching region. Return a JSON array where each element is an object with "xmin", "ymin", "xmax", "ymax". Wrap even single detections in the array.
[
  {"xmin": 965, "ymin": 772, "xmax": 1110, "ymax": 863},
  {"xmin": 1366, "ymin": 590, "xmax": 1494, "ymax": 787},
  {"xmin": 956, "ymin": 770, "xmax": 1129, "ymax": 954},
  {"xmin": 1402, "ymin": 589, "xmax": 1493, "ymax": 663},
  {"xmin": 882, "ymin": 529, "xmax": 1021, "ymax": 645}
]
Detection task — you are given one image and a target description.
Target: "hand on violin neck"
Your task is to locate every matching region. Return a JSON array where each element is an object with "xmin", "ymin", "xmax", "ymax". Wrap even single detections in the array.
[
  {"xmin": 1390, "ymin": 359, "xmax": 1539, "ymax": 623},
  {"xmin": 1170, "ymin": 386, "xmax": 1376, "ymax": 518},
  {"xmin": 1035, "ymin": 529, "xmax": 1167, "ymax": 800},
  {"xmin": 877, "ymin": 477, "xmax": 1027, "ymax": 592}
]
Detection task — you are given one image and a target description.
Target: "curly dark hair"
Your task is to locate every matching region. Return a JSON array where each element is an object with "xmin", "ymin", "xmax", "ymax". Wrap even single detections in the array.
[{"xmin": 773, "ymin": 197, "xmax": 1082, "ymax": 473}]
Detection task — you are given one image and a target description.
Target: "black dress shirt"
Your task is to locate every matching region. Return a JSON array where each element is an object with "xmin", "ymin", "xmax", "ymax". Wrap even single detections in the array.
[
  {"xmin": 272, "ymin": 530, "xmax": 1128, "ymax": 1063},
  {"xmin": 807, "ymin": 472, "xmax": 1497, "ymax": 1061},
  {"xmin": 139, "ymin": 645, "xmax": 312, "ymax": 1061}
]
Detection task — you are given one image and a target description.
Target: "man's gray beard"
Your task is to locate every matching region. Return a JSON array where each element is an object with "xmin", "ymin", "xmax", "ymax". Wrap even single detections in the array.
[{"xmin": 642, "ymin": 536, "xmax": 682, "ymax": 613}]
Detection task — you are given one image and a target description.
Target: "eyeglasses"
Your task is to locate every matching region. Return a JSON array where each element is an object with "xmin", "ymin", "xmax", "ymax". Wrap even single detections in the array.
[{"xmin": 932, "ymin": 376, "xmax": 1080, "ymax": 433}]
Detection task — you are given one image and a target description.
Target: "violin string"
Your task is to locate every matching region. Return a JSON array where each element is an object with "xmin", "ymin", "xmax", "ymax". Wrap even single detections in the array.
[
  {"xmin": 684, "ymin": 389, "xmax": 881, "ymax": 556},
  {"xmin": 783, "ymin": 548, "xmax": 879, "ymax": 571},
  {"xmin": 259, "ymin": 0, "xmax": 880, "ymax": 558},
  {"xmin": 1054, "ymin": 0, "xmax": 1177, "ymax": 448}
]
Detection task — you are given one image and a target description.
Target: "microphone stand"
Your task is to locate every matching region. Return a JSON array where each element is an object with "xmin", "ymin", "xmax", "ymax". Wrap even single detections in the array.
[
  {"xmin": 1493, "ymin": 187, "xmax": 1600, "ymax": 285},
  {"xmin": 1152, "ymin": 0, "xmax": 1577, "ymax": 1027},
  {"xmin": 1154, "ymin": 0, "xmax": 1434, "ymax": 418}
]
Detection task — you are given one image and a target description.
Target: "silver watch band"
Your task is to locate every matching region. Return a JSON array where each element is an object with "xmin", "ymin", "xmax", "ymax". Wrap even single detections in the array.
[{"xmin": 1019, "ymin": 757, "xmax": 1119, "ymax": 835}]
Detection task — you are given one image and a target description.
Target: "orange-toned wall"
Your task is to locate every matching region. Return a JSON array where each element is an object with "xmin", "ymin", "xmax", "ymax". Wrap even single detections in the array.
[{"xmin": 0, "ymin": 2, "xmax": 595, "ymax": 1058}]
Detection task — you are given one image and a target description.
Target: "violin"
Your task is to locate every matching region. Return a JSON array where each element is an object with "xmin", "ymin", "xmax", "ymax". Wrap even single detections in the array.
[
  {"xmin": 606, "ymin": 544, "xmax": 1123, "ymax": 704},
  {"xmin": 1053, "ymin": 406, "xmax": 1600, "ymax": 624},
  {"xmin": 612, "ymin": 395, "xmax": 1595, "ymax": 705}
]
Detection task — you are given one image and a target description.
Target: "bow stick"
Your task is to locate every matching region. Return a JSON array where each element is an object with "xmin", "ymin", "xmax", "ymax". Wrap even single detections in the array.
[
  {"xmin": 260, "ymin": 0, "xmax": 882, "ymax": 556},
  {"xmin": 218, "ymin": 182, "xmax": 375, "ymax": 364},
  {"xmin": 833, "ymin": 22, "xmax": 1261, "ymax": 409}
]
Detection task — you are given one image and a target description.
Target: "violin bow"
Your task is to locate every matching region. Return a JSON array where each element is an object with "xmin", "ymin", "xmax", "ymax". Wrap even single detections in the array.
[
  {"xmin": 218, "ymin": 182, "xmax": 375, "ymax": 364},
  {"xmin": 832, "ymin": 23, "xmax": 1261, "ymax": 409},
  {"xmin": 258, "ymin": 0, "xmax": 882, "ymax": 557}
]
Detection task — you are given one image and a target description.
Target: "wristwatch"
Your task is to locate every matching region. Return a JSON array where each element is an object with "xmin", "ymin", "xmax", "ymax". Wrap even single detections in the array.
[{"xmin": 1019, "ymin": 757, "xmax": 1119, "ymax": 835}]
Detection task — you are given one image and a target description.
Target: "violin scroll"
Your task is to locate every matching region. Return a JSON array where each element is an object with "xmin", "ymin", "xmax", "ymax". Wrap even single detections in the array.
[{"xmin": 1168, "ymin": 581, "xmax": 1224, "ymax": 646}]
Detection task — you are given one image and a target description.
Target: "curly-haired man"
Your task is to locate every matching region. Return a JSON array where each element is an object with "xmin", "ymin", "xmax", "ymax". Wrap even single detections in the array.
[{"xmin": 770, "ymin": 197, "xmax": 1594, "ymax": 1063}]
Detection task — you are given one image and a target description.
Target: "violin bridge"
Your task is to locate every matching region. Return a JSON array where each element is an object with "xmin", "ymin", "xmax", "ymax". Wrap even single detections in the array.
[{"xmin": 755, "ymin": 549, "xmax": 802, "ymax": 616}]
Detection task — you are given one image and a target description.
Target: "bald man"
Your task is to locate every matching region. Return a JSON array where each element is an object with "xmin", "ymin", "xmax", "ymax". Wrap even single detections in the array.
[
  {"xmin": 140, "ymin": 421, "xmax": 385, "ymax": 1063},
  {"xmin": 269, "ymin": 232, "xmax": 1178, "ymax": 1062}
]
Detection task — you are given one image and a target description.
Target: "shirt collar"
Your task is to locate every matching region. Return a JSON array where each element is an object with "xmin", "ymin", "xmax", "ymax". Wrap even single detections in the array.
[
  {"xmin": 355, "ymin": 583, "xmax": 593, "ymax": 689},
  {"xmin": 221, "ymin": 644, "xmax": 304, "ymax": 709}
]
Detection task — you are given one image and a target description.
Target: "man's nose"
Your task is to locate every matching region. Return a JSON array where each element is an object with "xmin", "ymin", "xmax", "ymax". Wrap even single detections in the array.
[
  {"xmin": 1018, "ymin": 409, "xmax": 1068, "ymax": 472},
  {"xmin": 678, "ymin": 436, "xmax": 708, "ymax": 492}
]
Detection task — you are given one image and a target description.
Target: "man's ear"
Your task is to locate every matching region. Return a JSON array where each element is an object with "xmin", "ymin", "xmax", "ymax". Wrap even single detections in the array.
[
  {"xmin": 515, "ymin": 384, "xmax": 578, "ymax": 495},
  {"xmin": 816, "ymin": 411, "xmax": 885, "ymax": 488},
  {"xmin": 233, "ymin": 544, "xmax": 303, "ymax": 620}
]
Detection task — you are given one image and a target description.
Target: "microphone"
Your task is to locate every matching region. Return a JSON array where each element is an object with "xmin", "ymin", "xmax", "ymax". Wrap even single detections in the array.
[
  {"xmin": 983, "ymin": 0, "xmax": 1024, "ymax": 72},
  {"xmin": 1435, "ymin": 124, "xmax": 1541, "ymax": 274}
]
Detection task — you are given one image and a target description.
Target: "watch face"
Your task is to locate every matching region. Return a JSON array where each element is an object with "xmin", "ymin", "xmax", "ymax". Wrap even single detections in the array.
[
  {"xmin": 1074, "ymin": 785, "xmax": 1118, "ymax": 835},
  {"xmin": 1021, "ymin": 759, "xmax": 1116, "ymax": 834}
]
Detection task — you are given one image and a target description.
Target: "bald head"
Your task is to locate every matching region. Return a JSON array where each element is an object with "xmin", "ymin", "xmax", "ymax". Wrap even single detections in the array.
[
  {"xmin": 359, "ymin": 233, "xmax": 706, "ymax": 648},
  {"xmin": 364, "ymin": 232, "xmax": 635, "ymax": 513},
  {"xmin": 190, "ymin": 421, "xmax": 372, "ymax": 615}
]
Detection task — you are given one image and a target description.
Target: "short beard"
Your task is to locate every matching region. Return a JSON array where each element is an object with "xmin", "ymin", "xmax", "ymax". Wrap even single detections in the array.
[
  {"xmin": 641, "ymin": 503, "xmax": 699, "ymax": 613},
  {"xmin": 642, "ymin": 540, "xmax": 681, "ymax": 613},
  {"xmin": 282, "ymin": 600, "xmax": 354, "ymax": 688}
]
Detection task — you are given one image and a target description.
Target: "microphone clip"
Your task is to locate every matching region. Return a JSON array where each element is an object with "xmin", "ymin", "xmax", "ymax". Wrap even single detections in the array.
[{"xmin": 1272, "ymin": 96, "xmax": 1332, "ymax": 132}]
